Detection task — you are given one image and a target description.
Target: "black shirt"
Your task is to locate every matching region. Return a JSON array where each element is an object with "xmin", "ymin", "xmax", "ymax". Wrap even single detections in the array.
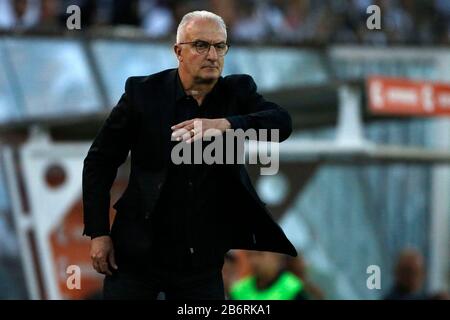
[{"xmin": 149, "ymin": 72, "xmax": 228, "ymax": 271}]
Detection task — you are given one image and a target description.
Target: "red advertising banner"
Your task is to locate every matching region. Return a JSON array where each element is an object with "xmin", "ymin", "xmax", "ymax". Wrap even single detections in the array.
[{"xmin": 367, "ymin": 76, "xmax": 450, "ymax": 116}]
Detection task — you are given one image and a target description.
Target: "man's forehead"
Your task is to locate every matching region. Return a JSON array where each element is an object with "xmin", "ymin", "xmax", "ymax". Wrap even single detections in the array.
[{"xmin": 183, "ymin": 19, "xmax": 227, "ymax": 42}]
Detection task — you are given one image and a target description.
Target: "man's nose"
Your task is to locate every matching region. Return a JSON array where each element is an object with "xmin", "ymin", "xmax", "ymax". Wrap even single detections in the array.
[{"xmin": 206, "ymin": 45, "xmax": 218, "ymax": 60}]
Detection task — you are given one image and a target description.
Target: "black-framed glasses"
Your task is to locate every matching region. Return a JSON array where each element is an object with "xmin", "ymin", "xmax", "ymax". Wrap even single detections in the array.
[{"xmin": 178, "ymin": 40, "xmax": 230, "ymax": 56}]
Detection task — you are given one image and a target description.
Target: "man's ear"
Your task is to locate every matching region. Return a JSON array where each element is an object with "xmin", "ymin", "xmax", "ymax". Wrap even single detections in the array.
[{"xmin": 174, "ymin": 45, "xmax": 183, "ymax": 62}]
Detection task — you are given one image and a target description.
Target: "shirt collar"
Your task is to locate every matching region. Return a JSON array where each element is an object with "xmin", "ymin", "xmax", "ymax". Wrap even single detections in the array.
[{"xmin": 175, "ymin": 69, "xmax": 223, "ymax": 102}]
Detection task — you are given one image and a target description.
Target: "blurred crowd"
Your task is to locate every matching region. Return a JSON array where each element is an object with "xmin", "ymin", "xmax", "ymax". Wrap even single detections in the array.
[
  {"xmin": 223, "ymin": 248, "xmax": 449, "ymax": 300},
  {"xmin": 1, "ymin": 0, "xmax": 450, "ymax": 45}
]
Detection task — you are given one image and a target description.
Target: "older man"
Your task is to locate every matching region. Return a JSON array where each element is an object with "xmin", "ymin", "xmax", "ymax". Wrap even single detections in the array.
[{"xmin": 83, "ymin": 10, "xmax": 296, "ymax": 300}]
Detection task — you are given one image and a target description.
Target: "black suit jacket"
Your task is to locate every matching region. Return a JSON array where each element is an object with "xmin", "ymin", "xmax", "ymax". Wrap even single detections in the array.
[{"xmin": 82, "ymin": 68, "xmax": 297, "ymax": 263}]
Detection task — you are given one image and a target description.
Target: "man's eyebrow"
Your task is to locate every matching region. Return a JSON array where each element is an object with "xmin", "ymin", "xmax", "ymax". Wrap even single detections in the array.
[{"xmin": 193, "ymin": 39, "xmax": 227, "ymax": 43}]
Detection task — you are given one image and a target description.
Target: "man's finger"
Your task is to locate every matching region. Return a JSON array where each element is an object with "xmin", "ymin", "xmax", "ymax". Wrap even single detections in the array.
[
  {"xmin": 172, "ymin": 118, "xmax": 202, "ymax": 131},
  {"xmin": 171, "ymin": 127, "xmax": 190, "ymax": 140},
  {"xmin": 173, "ymin": 128, "xmax": 199, "ymax": 142},
  {"xmin": 184, "ymin": 122, "xmax": 196, "ymax": 131},
  {"xmin": 108, "ymin": 251, "xmax": 118, "ymax": 270},
  {"xmin": 92, "ymin": 260, "xmax": 103, "ymax": 274},
  {"xmin": 180, "ymin": 132, "xmax": 191, "ymax": 142},
  {"xmin": 99, "ymin": 260, "xmax": 112, "ymax": 276},
  {"xmin": 171, "ymin": 119, "xmax": 194, "ymax": 130}
]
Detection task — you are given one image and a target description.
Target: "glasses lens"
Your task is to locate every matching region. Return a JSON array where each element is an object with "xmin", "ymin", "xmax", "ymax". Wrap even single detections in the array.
[
  {"xmin": 195, "ymin": 41, "xmax": 210, "ymax": 53},
  {"xmin": 214, "ymin": 43, "xmax": 228, "ymax": 56}
]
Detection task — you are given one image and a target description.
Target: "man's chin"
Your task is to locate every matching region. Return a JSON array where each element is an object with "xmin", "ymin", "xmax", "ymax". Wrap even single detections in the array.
[{"xmin": 194, "ymin": 74, "xmax": 220, "ymax": 85}]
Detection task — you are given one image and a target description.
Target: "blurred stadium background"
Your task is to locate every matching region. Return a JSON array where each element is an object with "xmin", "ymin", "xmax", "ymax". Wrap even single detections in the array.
[{"xmin": 0, "ymin": 0, "xmax": 450, "ymax": 299}]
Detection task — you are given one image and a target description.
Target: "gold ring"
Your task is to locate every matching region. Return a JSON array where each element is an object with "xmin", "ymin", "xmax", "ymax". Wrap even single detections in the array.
[{"xmin": 190, "ymin": 129, "xmax": 196, "ymax": 136}]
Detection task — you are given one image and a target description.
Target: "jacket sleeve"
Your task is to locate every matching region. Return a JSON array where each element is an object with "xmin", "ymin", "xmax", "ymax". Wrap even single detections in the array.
[
  {"xmin": 225, "ymin": 75, "xmax": 293, "ymax": 142},
  {"xmin": 82, "ymin": 77, "xmax": 135, "ymax": 237}
]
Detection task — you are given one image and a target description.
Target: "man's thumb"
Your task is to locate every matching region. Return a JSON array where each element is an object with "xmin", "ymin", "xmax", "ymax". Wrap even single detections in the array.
[{"xmin": 109, "ymin": 250, "xmax": 118, "ymax": 269}]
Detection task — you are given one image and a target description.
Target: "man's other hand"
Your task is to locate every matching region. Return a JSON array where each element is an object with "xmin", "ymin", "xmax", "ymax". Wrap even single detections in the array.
[{"xmin": 90, "ymin": 235, "xmax": 118, "ymax": 275}]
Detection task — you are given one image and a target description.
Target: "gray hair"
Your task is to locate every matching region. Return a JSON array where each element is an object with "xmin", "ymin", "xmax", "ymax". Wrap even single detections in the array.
[{"xmin": 176, "ymin": 11, "xmax": 227, "ymax": 43}]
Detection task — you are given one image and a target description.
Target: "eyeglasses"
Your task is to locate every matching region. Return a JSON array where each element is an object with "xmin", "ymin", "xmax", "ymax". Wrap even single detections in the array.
[{"xmin": 178, "ymin": 40, "xmax": 230, "ymax": 56}]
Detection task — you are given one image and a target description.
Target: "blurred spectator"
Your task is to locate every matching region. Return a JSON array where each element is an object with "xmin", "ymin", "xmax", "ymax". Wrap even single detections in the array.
[
  {"xmin": 416, "ymin": 0, "xmax": 447, "ymax": 45},
  {"xmin": 231, "ymin": 0, "xmax": 268, "ymax": 43},
  {"xmin": 256, "ymin": 0, "xmax": 285, "ymax": 40},
  {"xmin": 276, "ymin": 0, "xmax": 320, "ymax": 43},
  {"xmin": 328, "ymin": 0, "xmax": 360, "ymax": 43},
  {"xmin": 112, "ymin": 0, "xmax": 140, "ymax": 26},
  {"xmin": 384, "ymin": 248, "xmax": 450, "ymax": 300},
  {"xmin": 139, "ymin": 0, "xmax": 174, "ymax": 38},
  {"xmin": 435, "ymin": 0, "xmax": 450, "ymax": 41},
  {"xmin": 429, "ymin": 291, "xmax": 450, "ymax": 300},
  {"xmin": 37, "ymin": 0, "xmax": 60, "ymax": 31},
  {"xmin": 209, "ymin": 0, "xmax": 238, "ymax": 31},
  {"xmin": 0, "ymin": 0, "xmax": 40, "ymax": 30},
  {"xmin": 384, "ymin": 248, "xmax": 427, "ymax": 300},
  {"xmin": 286, "ymin": 254, "xmax": 325, "ymax": 300},
  {"xmin": 381, "ymin": 0, "xmax": 415, "ymax": 44},
  {"xmin": 222, "ymin": 251, "xmax": 240, "ymax": 299},
  {"xmin": 170, "ymin": 0, "xmax": 206, "ymax": 35},
  {"xmin": 94, "ymin": 0, "xmax": 115, "ymax": 26},
  {"xmin": 229, "ymin": 251, "xmax": 308, "ymax": 300}
]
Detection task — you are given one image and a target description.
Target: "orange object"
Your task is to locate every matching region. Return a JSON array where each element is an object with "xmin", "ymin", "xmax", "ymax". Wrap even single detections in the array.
[{"xmin": 367, "ymin": 76, "xmax": 450, "ymax": 116}]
